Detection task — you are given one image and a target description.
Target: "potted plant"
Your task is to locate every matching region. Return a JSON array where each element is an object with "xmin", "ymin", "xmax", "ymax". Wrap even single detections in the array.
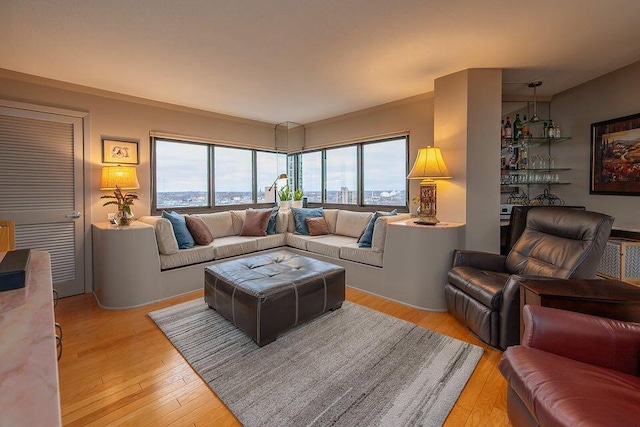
[
  {"xmin": 292, "ymin": 188, "xmax": 304, "ymax": 208},
  {"xmin": 277, "ymin": 184, "xmax": 291, "ymax": 210},
  {"xmin": 101, "ymin": 185, "xmax": 139, "ymax": 226}
]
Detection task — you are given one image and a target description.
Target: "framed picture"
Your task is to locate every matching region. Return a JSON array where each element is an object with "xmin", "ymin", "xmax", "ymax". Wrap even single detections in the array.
[
  {"xmin": 102, "ymin": 138, "xmax": 139, "ymax": 164},
  {"xmin": 590, "ymin": 113, "xmax": 640, "ymax": 195}
]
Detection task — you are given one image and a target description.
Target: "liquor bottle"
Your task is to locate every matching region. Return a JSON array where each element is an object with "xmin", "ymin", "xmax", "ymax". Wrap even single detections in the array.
[
  {"xmin": 504, "ymin": 117, "xmax": 513, "ymax": 140},
  {"xmin": 501, "ymin": 119, "xmax": 505, "ymax": 142},
  {"xmin": 522, "ymin": 115, "xmax": 530, "ymax": 138},
  {"xmin": 514, "ymin": 114, "xmax": 522, "ymax": 141},
  {"xmin": 554, "ymin": 124, "xmax": 561, "ymax": 138},
  {"xmin": 547, "ymin": 120, "xmax": 555, "ymax": 138}
]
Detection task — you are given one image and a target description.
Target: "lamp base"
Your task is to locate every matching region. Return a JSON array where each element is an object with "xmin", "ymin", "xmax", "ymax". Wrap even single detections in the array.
[{"xmin": 414, "ymin": 216, "xmax": 440, "ymax": 226}]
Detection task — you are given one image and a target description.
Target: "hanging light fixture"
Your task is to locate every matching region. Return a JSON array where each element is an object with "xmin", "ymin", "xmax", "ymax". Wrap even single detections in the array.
[{"xmin": 528, "ymin": 79, "xmax": 543, "ymax": 123}]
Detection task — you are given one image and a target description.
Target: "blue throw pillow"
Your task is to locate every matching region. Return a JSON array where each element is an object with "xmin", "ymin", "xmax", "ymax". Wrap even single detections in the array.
[
  {"xmin": 250, "ymin": 207, "xmax": 280, "ymax": 235},
  {"xmin": 358, "ymin": 209, "xmax": 397, "ymax": 248},
  {"xmin": 290, "ymin": 207, "xmax": 324, "ymax": 235},
  {"xmin": 162, "ymin": 210, "xmax": 195, "ymax": 249}
]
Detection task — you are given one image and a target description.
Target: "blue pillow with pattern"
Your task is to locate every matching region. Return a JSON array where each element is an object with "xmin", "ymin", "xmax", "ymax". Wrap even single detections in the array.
[{"xmin": 358, "ymin": 209, "xmax": 397, "ymax": 248}]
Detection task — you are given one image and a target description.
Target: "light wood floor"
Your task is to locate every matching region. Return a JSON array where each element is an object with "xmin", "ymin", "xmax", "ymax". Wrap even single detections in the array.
[{"xmin": 55, "ymin": 288, "xmax": 511, "ymax": 426}]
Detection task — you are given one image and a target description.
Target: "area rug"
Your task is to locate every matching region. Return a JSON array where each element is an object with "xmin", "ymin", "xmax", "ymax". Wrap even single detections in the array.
[{"xmin": 149, "ymin": 300, "xmax": 483, "ymax": 426}]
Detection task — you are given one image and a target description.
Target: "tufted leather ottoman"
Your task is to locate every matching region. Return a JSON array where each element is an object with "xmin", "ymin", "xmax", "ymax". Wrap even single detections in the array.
[{"xmin": 204, "ymin": 250, "xmax": 345, "ymax": 346}]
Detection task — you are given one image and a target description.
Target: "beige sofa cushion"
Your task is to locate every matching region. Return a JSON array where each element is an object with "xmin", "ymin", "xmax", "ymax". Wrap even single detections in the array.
[
  {"xmin": 212, "ymin": 236, "xmax": 258, "ymax": 259},
  {"xmin": 323, "ymin": 209, "xmax": 339, "ymax": 234},
  {"xmin": 371, "ymin": 213, "xmax": 412, "ymax": 252},
  {"xmin": 335, "ymin": 210, "xmax": 373, "ymax": 238},
  {"xmin": 138, "ymin": 216, "xmax": 179, "ymax": 255},
  {"xmin": 370, "ymin": 213, "xmax": 411, "ymax": 252},
  {"xmin": 285, "ymin": 233, "xmax": 318, "ymax": 250},
  {"xmin": 275, "ymin": 211, "xmax": 289, "ymax": 234},
  {"xmin": 340, "ymin": 244, "xmax": 384, "ymax": 267},
  {"xmin": 306, "ymin": 235, "xmax": 358, "ymax": 258},
  {"xmin": 192, "ymin": 212, "xmax": 235, "ymax": 238},
  {"xmin": 230, "ymin": 210, "xmax": 245, "ymax": 235},
  {"xmin": 159, "ymin": 245, "xmax": 214, "ymax": 270},
  {"xmin": 255, "ymin": 234, "xmax": 286, "ymax": 251}
]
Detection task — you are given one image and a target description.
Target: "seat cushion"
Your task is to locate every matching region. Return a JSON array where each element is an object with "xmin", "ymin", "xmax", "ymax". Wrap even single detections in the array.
[
  {"xmin": 212, "ymin": 236, "xmax": 258, "ymax": 259},
  {"xmin": 339, "ymin": 243, "xmax": 383, "ymax": 267},
  {"xmin": 447, "ymin": 266, "xmax": 509, "ymax": 309},
  {"xmin": 254, "ymin": 233, "xmax": 286, "ymax": 251},
  {"xmin": 499, "ymin": 346, "xmax": 640, "ymax": 427},
  {"xmin": 160, "ymin": 245, "xmax": 215, "ymax": 270},
  {"xmin": 285, "ymin": 233, "xmax": 318, "ymax": 251},
  {"xmin": 306, "ymin": 235, "xmax": 358, "ymax": 258}
]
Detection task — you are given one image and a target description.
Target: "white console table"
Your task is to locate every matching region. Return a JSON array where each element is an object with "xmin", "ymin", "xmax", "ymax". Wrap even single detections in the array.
[{"xmin": 0, "ymin": 251, "xmax": 61, "ymax": 426}]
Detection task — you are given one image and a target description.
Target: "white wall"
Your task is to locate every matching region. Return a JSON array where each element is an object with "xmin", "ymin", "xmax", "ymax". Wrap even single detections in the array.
[
  {"xmin": 435, "ymin": 69, "xmax": 502, "ymax": 252},
  {"xmin": 551, "ymin": 60, "xmax": 640, "ymax": 230},
  {"xmin": 305, "ymin": 93, "xmax": 435, "ymax": 210},
  {"xmin": 0, "ymin": 69, "xmax": 275, "ymax": 225}
]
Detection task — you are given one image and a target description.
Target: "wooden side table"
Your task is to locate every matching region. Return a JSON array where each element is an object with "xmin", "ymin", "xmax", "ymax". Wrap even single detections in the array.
[{"xmin": 519, "ymin": 278, "xmax": 640, "ymax": 337}]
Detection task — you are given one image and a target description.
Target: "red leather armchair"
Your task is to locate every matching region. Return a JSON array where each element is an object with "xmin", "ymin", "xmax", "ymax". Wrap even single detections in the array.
[{"xmin": 499, "ymin": 305, "xmax": 640, "ymax": 426}]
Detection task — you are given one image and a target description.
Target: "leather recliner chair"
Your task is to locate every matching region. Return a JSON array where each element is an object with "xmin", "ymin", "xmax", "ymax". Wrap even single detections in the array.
[
  {"xmin": 499, "ymin": 305, "xmax": 640, "ymax": 426},
  {"xmin": 445, "ymin": 208, "xmax": 613, "ymax": 349}
]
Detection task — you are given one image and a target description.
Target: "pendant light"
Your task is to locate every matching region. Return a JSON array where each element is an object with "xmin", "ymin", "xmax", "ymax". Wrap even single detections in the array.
[{"xmin": 528, "ymin": 79, "xmax": 543, "ymax": 123}]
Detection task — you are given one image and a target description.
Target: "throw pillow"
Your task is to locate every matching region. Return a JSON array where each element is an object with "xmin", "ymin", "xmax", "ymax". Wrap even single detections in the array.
[
  {"xmin": 290, "ymin": 207, "xmax": 324, "ymax": 235},
  {"xmin": 240, "ymin": 209, "xmax": 272, "ymax": 236},
  {"xmin": 185, "ymin": 216, "xmax": 213, "ymax": 245},
  {"xmin": 162, "ymin": 211, "xmax": 196, "ymax": 249},
  {"xmin": 358, "ymin": 209, "xmax": 397, "ymax": 248},
  {"xmin": 306, "ymin": 217, "xmax": 330, "ymax": 236},
  {"xmin": 249, "ymin": 207, "xmax": 280, "ymax": 235}
]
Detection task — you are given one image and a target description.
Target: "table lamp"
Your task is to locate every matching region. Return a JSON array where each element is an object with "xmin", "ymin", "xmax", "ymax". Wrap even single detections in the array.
[
  {"xmin": 100, "ymin": 165, "xmax": 140, "ymax": 190},
  {"xmin": 407, "ymin": 146, "xmax": 452, "ymax": 225}
]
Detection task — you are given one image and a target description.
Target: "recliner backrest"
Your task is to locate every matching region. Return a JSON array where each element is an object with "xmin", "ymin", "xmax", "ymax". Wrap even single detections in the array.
[
  {"xmin": 506, "ymin": 205, "xmax": 586, "ymax": 254},
  {"xmin": 506, "ymin": 208, "xmax": 613, "ymax": 279}
]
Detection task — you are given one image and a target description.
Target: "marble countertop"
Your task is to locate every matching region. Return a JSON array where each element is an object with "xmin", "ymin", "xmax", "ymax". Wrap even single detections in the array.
[{"xmin": 0, "ymin": 250, "xmax": 61, "ymax": 426}]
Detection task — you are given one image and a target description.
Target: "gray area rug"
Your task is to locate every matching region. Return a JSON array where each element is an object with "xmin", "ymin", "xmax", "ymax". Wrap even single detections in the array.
[{"xmin": 149, "ymin": 300, "xmax": 483, "ymax": 427}]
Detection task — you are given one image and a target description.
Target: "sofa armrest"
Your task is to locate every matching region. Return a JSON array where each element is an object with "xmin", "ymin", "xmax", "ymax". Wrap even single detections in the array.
[
  {"xmin": 452, "ymin": 249, "xmax": 507, "ymax": 272},
  {"xmin": 522, "ymin": 305, "xmax": 640, "ymax": 376}
]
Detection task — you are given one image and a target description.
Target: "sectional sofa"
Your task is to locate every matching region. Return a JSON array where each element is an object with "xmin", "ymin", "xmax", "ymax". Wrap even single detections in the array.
[{"xmin": 92, "ymin": 207, "xmax": 464, "ymax": 311}]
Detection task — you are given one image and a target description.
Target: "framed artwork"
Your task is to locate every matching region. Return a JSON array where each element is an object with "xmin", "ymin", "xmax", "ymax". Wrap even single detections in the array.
[
  {"xmin": 590, "ymin": 113, "xmax": 640, "ymax": 195},
  {"xmin": 102, "ymin": 138, "xmax": 139, "ymax": 164}
]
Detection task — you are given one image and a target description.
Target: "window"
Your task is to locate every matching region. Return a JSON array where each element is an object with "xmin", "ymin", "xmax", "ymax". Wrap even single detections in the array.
[
  {"xmin": 256, "ymin": 151, "xmax": 287, "ymax": 203},
  {"xmin": 214, "ymin": 147, "xmax": 253, "ymax": 206},
  {"xmin": 301, "ymin": 151, "xmax": 322, "ymax": 203},
  {"xmin": 325, "ymin": 146, "xmax": 358, "ymax": 204},
  {"xmin": 362, "ymin": 138, "xmax": 407, "ymax": 206},
  {"xmin": 155, "ymin": 140, "xmax": 209, "ymax": 208}
]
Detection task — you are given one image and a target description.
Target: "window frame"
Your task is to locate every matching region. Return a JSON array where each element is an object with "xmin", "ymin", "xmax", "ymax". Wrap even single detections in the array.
[{"xmin": 150, "ymin": 135, "xmax": 409, "ymax": 214}]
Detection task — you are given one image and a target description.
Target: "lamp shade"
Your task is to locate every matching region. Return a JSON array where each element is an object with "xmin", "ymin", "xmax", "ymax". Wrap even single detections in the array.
[
  {"xmin": 407, "ymin": 146, "xmax": 452, "ymax": 180},
  {"xmin": 100, "ymin": 165, "xmax": 140, "ymax": 190}
]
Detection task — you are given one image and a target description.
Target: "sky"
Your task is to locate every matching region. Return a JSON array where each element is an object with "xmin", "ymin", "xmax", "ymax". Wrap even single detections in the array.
[{"xmin": 155, "ymin": 138, "xmax": 407, "ymax": 193}]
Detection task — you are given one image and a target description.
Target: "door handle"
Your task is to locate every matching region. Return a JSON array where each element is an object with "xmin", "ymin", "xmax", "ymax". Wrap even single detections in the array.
[{"xmin": 65, "ymin": 212, "xmax": 82, "ymax": 219}]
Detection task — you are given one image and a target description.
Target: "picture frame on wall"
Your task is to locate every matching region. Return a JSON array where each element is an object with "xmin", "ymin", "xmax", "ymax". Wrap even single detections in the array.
[
  {"xmin": 102, "ymin": 138, "xmax": 139, "ymax": 165},
  {"xmin": 590, "ymin": 113, "xmax": 640, "ymax": 195}
]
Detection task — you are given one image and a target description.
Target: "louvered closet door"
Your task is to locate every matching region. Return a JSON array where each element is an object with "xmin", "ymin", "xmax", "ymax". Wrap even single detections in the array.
[{"xmin": 0, "ymin": 106, "xmax": 84, "ymax": 297}]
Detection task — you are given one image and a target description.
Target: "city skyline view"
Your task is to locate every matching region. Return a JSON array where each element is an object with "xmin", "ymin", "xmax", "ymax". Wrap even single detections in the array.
[{"xmin": 154, "ymin": 137, "xmax": 407, "ymax": 208}]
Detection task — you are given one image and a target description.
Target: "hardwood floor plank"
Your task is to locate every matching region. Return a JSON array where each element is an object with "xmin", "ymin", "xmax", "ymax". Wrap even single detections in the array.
[{"xmin": 56, "ymin": 288, "xmax": 511, "ymax": 426}]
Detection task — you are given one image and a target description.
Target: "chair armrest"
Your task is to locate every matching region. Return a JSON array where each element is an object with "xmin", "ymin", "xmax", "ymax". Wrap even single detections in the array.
[
  {"xmin": 451, "ymin": 249, "xmax": 507, "ymax": 272},
  {"xmin": 522, "ymin": 305, "xmax": 640, "ymax": 376}
]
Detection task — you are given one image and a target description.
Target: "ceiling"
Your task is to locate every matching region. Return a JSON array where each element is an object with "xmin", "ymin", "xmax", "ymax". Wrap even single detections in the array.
[{"xmin": 2, "ymin": 1, "xmax": 640, "ymax": 124}]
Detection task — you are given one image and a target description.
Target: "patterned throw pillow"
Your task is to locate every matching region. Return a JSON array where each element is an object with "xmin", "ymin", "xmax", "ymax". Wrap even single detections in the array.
[
  {"xmin": 240, "ymin": 209, "xmax": 272, "ymax": 236},
  {"xmin": 185, "ymin": 216, "xmax": 213, "ymax": 245},
  {"xmin": 162, "ymin": 211, "xmax": 196, "ymax": 249},
  {"xmin": 306, "ymin": 217, "xmax": 330, "ymax": 236}
]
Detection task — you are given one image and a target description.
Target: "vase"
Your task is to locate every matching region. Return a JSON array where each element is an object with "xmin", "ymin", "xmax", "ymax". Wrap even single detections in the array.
[
  {"xmin": 291, "ymin": 200, "xmax": 303, "ymax": 208},
  {"xmin": 115, "ymin": 209, "xmax": 132, "ymax": 226},
  {"xmin": 278, "ymin": 200, "xmax": 291, "ymax": 210}
]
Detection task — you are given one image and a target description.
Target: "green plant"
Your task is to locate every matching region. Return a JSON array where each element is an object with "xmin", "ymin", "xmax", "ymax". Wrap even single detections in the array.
[
  {"xmin": 278, "ymin": 184, "xmax": 291, "ymax": 201},
  {"xmin": 294, "ymin": 188, "xmax": 304, "ymax": 201},
  {"xmin": 101, "ymin": 185, "xmax": 139, "ymax": 225}
]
